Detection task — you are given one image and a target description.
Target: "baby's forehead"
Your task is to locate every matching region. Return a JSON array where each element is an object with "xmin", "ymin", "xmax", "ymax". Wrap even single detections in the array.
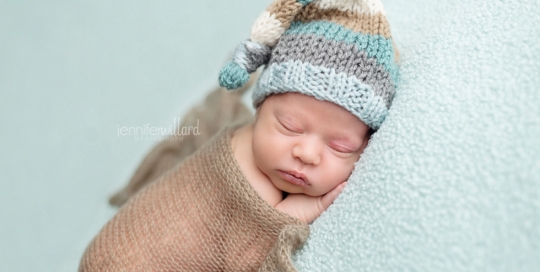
[
  {"xmin": 260, "ymin": 92, "xmax": 340, "ymax": 110},
  {"xmin": 261, "ymin": 93, "xmax": 354, "ymax": 119}
]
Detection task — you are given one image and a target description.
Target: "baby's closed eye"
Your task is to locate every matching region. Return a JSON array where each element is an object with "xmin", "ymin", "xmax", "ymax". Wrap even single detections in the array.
[
  {"xmin": 328, "ymin": 144, "xmax": 355, "ymax": 154},
  {"xmin": 327, "ymin": 141, "xmax": 361, "ymax": 155},
  {"xmin": 329, "ymin": 146, "xmax": 352, "ymax": 153},
  {"xmin": 277, "ymin": 119, "xmax": 302, "ymax": 134}
]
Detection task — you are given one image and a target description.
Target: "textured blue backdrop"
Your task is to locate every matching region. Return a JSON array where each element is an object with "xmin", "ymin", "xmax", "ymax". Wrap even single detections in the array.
[{"xmin": 293, "ymin": 0, "xmax": 540, "ymax": 271}]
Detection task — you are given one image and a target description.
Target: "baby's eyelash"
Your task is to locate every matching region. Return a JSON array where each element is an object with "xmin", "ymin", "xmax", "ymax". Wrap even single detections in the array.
[
  {"xmin": 332, "ymin": 147, "xmax": 348, "ymax": 153},
  {"xmin": 279, "ymin": 121, "xmax": 298, "ymax": 133},
  {"xmin": 329, "ymin": 145, "xmax": 353, "ymax": 154}
]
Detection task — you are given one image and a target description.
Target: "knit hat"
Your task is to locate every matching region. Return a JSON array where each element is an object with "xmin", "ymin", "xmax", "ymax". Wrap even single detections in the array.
[{"xmin": 218, "ymin": 0, "xmax": 399, "ymax": 129}]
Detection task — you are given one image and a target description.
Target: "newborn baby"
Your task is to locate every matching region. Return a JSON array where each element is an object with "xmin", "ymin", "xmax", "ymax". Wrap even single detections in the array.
[
  {"xmin": 80, "ymin": 0, "xmax": 399, "ymax": 271},
  {"xmin": 232, "ymin": 92, "xmax": 372, "ymax": 224}
]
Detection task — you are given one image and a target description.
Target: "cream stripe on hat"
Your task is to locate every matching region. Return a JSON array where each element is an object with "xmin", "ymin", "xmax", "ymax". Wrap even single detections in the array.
[{"xmin": 316, "ymin": 0, "xmax": 386, "ymax": 15}]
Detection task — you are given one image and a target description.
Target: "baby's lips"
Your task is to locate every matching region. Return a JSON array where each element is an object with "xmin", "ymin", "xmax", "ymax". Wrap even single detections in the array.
[
  {"xmin": 279, "ymin": 169, "xmax": 311, "ymax": 186},
  {"xmin": 286, "ymin": 170, "xmax": 310, "ymax": 185}
]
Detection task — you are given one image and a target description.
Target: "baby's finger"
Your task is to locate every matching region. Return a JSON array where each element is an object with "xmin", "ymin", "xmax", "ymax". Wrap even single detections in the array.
[{"xmin": 320, "ymin": 182, "xmax": 347, "ymax": 210}]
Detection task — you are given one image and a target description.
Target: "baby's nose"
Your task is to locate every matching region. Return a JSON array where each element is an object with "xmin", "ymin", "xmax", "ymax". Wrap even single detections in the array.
[{"xmin": 292, "ymin": 140, "xmax": 321, "ymax": 165}]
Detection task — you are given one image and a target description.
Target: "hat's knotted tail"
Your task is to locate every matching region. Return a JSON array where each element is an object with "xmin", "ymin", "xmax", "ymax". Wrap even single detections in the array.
[
  {"xmin": 218, "ymin": 41, "xmax": 271, "ymax": 90},
  {"xmin": 218, "ymin": 0, "xmax": 309, "ymax": 90}
]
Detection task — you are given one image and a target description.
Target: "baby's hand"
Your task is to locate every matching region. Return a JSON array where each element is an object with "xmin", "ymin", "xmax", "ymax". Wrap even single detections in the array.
[{"xmin": 275, "ymin": 182, "xmax": 347, "ymax": 224}]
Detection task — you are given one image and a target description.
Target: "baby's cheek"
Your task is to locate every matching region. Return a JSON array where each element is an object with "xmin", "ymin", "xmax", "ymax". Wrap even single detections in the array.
[
  {"xmin": 329, "ymin": 160, "xmax": 354, "ymax": 182},
  {"xmin": 253, "ymin": 142, "xmax": 276, "ymax": 174}
]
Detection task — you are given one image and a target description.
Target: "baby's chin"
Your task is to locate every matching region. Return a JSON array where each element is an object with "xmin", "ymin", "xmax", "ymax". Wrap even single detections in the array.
[
  {"xmin": 272, "ymin": 179, "xmax": 305, "ymax": 195},
  {"xmin": 273, "ymin": 180, "xmax": 325, "ymax": 197}
]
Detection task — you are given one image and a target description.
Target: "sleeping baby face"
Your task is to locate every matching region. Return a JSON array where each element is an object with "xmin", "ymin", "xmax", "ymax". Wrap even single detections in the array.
[{"xmin": 252, "ymin": 93, "xmax": 371, "ymax": 197}]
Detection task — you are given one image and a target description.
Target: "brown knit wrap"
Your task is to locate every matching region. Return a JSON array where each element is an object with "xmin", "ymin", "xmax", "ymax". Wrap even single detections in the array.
[{"xmin": 79, "ymin": 124, "xmax": 310, "ymax": 271}]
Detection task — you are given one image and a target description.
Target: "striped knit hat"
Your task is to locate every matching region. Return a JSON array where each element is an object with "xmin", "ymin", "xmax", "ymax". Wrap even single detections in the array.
[{"xmin": 218, "ymin": 0, "xmax": 399, "ymax": 129}]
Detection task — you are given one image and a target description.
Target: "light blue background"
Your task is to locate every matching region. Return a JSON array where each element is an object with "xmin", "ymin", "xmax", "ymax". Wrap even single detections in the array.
[
  {"xmin": 3, "ymin": 0, "xmax": 539, "ymax": 271},
  {"xmin": 0, "ymin": 1, "xmax": 265, "ymax": 271}
]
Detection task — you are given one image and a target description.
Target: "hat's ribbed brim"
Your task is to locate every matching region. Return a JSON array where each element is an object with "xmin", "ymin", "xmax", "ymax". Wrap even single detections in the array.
[{"xmin": 252, "ymin": 59, "xmax": 389, "ymax": 129}]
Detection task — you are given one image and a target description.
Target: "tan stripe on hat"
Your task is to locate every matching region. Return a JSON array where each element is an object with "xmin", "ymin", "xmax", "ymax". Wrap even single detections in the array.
[{"xmin": 266, "ymin": 0, "xmax": 304, "ymax": 30}]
